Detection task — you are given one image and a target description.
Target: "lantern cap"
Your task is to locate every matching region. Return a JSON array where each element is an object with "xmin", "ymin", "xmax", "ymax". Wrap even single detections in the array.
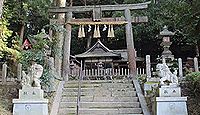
[{"xmin": 160, "ymin": 25, "xmax": 174, "ymax": 36}]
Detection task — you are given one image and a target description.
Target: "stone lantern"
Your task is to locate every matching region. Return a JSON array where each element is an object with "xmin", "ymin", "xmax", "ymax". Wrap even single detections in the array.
[{"xmin": 159, "ymin": 26, "xmax": 174, "ymax": 63}]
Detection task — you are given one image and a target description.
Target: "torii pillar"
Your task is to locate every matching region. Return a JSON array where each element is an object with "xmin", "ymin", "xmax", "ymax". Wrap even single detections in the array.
[
  {"xmin": 62, "ymin": 12, "xmax": 72, "ymax": 81},
  {"xmin": 125, "ymin": 9, "xmax": 137, "ymax": 78}
]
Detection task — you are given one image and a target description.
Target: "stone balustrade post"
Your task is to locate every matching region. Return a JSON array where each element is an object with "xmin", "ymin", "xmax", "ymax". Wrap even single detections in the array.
[
  {"xmin": 17, "ymin": 63, "xmax": 22, "ymax": 82},
  {"xmin": 178, "ymin": 58, "xmax": 183, "ymax": 80},
  {"xmin": 146, "ymin": 55, "xmax": 151, "ymax": 81},
  {"xmin": 194, "ymin": 57, "xmax": 199, "ymax": 72},
  {"xmin": 2, "ymin": 63, "xmax": 7, "ymax": 84}
]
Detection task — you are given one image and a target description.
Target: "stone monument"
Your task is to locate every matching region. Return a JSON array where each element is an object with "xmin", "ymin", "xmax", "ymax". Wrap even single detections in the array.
[
  {"xmin": 156, "ymin": 63, "xmax": 188, "ymax": 115},
  {"xmin": 156, "ymin": 63, "xmax": 178, "ymax": 86},
  {"xmin": 13, "ymin": 62, "xmax": 48, "ymax": 115}
]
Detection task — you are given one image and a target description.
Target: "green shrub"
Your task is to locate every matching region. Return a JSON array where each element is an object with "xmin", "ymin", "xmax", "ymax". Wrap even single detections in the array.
[
  {"xmin": 185, "ymin": 72, "xmax": 200, "ymax": 97},
  {"xmin": 186, "ymin": 72, "xmax": 200, "ymax": 82},
  {"xmin": 136, "ymin": 74, "xmax": 147, "ymax": 84}
]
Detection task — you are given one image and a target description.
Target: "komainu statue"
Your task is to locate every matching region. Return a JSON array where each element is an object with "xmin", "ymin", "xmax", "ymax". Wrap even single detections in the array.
[
  {"xmin": 22, "ymin": 61, "xmax": 43, "ymax": 88},
  {"xmin": 156, "ymin": 63, "xmax": 178, "ymax": 85}
]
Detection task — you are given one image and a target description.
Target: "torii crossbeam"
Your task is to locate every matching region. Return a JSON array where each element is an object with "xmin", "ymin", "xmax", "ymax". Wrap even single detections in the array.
[
  {"xmin": 49, "ymin": 2, "xmax": 150, "ymax": 12},
  {"xmin": 49, "ymin": 1, "xmax": 151, "ymax": 80}
]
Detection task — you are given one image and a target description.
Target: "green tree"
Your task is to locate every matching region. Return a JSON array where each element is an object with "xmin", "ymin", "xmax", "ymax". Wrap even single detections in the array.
[
  {"xmin": 0, "ymin": 16, "xmax": 21, "ymax": 61},
  {"xmin": 4, "ymin": 0, "xmax": 51, "ymax": 39}
]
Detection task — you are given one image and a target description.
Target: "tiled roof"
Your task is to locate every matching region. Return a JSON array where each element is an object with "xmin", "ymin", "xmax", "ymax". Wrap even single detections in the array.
[{"xmin": 75, "ymin": 39, "xmax": 120, "ymax": 58}]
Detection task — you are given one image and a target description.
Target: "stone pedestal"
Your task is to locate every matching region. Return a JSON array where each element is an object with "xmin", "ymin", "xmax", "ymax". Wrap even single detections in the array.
[
  {"xmin": 156, "ymin": 86, "xmax": 188, "ymax": 115},
  {"xmin": 156, "ymin": 97, "xmax": 188, "ymax": 115},
  {"xmin": 159, "ymin": 85, "xmax": 181, "ymax": 97},
  {"xmin": 13, "ymin": 87, "xmax": 48, "ymax": 115}
]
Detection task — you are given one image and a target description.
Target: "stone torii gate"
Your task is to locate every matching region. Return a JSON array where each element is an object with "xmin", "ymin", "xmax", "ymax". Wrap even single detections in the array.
[{"xmin": 49, "ymin": 2, "xmax": 150, "ymax": 80}]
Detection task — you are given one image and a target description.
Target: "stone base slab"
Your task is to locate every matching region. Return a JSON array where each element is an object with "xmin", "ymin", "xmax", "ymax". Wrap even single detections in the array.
[
  {"xmin": 13, "ymin": 99, "xmax": 48, "ymax": 115},
  {"xmin": 13, "ymin": 87, "xmax": 48, "ymax": 115},
  {"xmin": 156, "ymin": 97, "xmax": 188, "ymax": 115}
]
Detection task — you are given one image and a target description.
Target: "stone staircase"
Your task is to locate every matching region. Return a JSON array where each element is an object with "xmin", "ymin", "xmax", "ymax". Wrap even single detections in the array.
[{"xmin": 58, "ymin": 80, "xmax": 144, "ymax": 115}]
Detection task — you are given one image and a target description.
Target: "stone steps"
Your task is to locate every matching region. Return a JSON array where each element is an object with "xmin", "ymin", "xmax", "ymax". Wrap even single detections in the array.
[
  {"xmin": 64, "ymin": 83, "xmax": 134, "ymax": 88},
  {"xmin": 58, "ymin": 113, "xmax": 143, "ymax": 115},
  {"xmin": 62, "ymin": 90, "xmax": 136, "ymax": 97},
  {"xmin": 58, "ymin": 80, "xmax": 143, "ymax": 115},
  {"xmin": 59, "ymin": 108, "xmax": 142, "ymax": 115},
  {"xmin": 61, "ymin": 96, "xmax": 139, "ymax": 102},
  {"xmin": 63, "ymin": 87, "xmax": 135, "ymax": 92},
  {"xmin": 60, "ymin": 102, "xmax": 140, "ymax": 108},
  {"xmin": 66, "ymin": 80, "xmax": 131, "ymax": 84},
  {"xmin": 64, "ymin": 83, "xmax": 101, "ymax": 88}
]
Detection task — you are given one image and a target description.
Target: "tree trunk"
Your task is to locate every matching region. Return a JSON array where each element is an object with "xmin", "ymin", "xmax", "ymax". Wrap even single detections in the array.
[
  {"xmin": 20, "ymin": 23, "xmax": 25, "ymax": 39},
  {"xmin": 62, "ymin": 12, "xmax": 72, "ymax": 81},
  {"xmin": 54, "ymin": 0, "xmax": 66, "ymax": 78},
  {"xmin": 61, "ymin": 0, "xmax": 73, "ymax": 81},
  {"xmin": 0, "ymin": 0, "xmax": 4, "ymax": 18}
]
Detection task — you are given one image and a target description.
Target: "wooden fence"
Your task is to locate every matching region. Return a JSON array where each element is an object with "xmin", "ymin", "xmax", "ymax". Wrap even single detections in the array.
[{"xmin": 69, "ymin": 67, "xmax": 146, "ymax": 79}]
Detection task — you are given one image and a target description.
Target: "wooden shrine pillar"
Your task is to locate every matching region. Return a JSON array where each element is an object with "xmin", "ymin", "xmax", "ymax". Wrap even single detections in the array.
[
  {"xmin": 125, "ymin": 9, "xmax": 137, "ymax": 78},
  {"xmin": 62, "ymin": 12, "xmax": 72, "ymax": 81}
]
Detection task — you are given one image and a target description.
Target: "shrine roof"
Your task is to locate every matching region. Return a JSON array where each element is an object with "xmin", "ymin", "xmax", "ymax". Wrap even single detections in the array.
[
  {"xmin": 75, "ymin": 40, "xmax": 144, "ymax": 61},
  {"xmin": 75, "ymin": 39, "xmax": 120, "ymax": 58}
]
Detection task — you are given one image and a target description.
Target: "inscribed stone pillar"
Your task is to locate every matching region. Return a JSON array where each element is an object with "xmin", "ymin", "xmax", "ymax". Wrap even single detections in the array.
[
  {"xmin": 178, "ymin": 58, "xmax": 183, "ymax": 79},
  {"xmin": 146, "ymin": 55, "xmax": 151, "ymax": 81},
  {"xmin": 17, "ymin": 63, "xmax": 22, "ymax": 81},
  {"xmin": 194, "ymin": 57, "xmax": 199, "ymax": 72},
  {"xmin": 124, "ymin": 9, "xmax": 137, "ymax": 78},
  {"xmin": 62, "ymin": 12, "xmax": 72, "ymax": 81},
  {"xmin": 2, "ymin": 63, "xmax": 7, "ymax": 84}
]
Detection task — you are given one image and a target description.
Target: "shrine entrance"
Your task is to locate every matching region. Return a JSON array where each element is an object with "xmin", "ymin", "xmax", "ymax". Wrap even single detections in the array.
[
  {"xmin": 49, "ymin": 2, "xmax": 150, "ymax": 80},
  {"xmin": 49, "ymin": 2, "xmax": 151, "ymax": 115}
]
